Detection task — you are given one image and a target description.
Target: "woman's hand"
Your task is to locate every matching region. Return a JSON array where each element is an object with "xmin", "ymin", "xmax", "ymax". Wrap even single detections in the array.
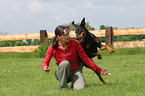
[
  {"xmin": 100, "ymin": 69, "xmax": 112, "ymax": 75},
  {"xmin": 44, "ymin": 66, "xmax": 50, "ymax": 73}
]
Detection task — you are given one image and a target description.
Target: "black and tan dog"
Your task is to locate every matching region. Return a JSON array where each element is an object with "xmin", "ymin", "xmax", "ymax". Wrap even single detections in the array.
[{"xmin": 72, "ymin": 18, "xmax": 114, "ymax": 84}]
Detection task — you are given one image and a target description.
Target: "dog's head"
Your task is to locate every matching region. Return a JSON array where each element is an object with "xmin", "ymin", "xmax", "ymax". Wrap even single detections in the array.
[{"xmin": 72, "ymin": 18, "xmax": 87, "ymax": 41}]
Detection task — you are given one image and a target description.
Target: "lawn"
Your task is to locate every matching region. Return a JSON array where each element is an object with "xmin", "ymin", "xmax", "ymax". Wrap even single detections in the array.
[{"xmin": 0, "ymin": 48, "xmax": 145, "ymax": 96}]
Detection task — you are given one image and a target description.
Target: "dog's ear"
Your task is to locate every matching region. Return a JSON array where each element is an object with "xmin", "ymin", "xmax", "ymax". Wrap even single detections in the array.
[
  {"xmin": 80, "ymin": 18, "xmax": 86, "ymax": 26},
  {"xmin": 72, "ymin": 21, "xmax": 75, "ymax": 26},
  {"xmin": 72, "ymin": 21, "xmax": 78, "ymax": 28}
]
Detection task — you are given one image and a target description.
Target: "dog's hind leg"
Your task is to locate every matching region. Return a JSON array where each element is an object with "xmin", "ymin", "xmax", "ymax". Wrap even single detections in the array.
[
  {"xmin": 96, "ymin": 52, "xmax": 102, "ymax": 59},
  {"xmin": 83, "ymin": 62, "xmax": 106, "ymax": 84}
]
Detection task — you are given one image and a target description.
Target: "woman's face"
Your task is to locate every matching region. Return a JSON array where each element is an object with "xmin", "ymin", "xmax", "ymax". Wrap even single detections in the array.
[{"xmin": 58, "ymin": 28, "xmax": 70, "ymax": 43}]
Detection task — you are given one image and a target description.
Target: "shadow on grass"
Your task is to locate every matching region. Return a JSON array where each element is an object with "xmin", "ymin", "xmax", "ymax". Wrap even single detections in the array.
[{"xmin": 86, "ymin": 82, "xmax": 119, "ymax": 88}]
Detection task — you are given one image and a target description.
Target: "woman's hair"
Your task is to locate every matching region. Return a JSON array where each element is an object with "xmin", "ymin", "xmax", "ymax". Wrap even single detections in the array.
[{"xmin": 52, "ymin": 25, "xmax": 70, "ymax": 49}]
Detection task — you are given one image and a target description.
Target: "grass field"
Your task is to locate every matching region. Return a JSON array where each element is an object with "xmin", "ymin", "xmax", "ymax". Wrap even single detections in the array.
[{"xmin": 0, "ymin": 48, "xmax": 145, "ymax": 96}]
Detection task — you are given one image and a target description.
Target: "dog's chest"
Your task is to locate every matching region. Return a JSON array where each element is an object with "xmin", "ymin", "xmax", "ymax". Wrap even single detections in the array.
[
  {"xmin": 81, "ymin": 40, "xmax": 97, "ymax": 52},
  {"xmin": 86, "ymin": 42, "xmax": 98, "ymax": 51}
]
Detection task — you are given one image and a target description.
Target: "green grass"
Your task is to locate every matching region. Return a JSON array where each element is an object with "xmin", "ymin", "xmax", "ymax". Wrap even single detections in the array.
[
  {"xmin": 0, "ymin": 52, "xmax": 38, "ymax": 59},
  {"xmin": 0, "ymin": 48, "xmax": 145, "ymax": 96}
]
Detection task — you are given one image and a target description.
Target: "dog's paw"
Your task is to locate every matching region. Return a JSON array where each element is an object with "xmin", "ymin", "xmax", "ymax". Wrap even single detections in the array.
[
  {"xmin": 97, "ymin": 53, "xmax": 102, "ymax": 60},
  {"xmin": 109, "ymin": 50, "xmax": 114, "ymax": 53},
  {"xmin": 109, "ymin": 49, "xmax": 114, "ymax": 53}
]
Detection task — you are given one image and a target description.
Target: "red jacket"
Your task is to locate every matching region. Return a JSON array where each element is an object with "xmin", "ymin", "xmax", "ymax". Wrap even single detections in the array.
[{"xmin": 42, "ymin": 39, "xmax": 102, "ymax": 73}]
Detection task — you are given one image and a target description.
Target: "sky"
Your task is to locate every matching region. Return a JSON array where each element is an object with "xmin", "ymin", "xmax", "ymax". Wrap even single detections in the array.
[{"xmin": 0, "ymin": 0, "xmax": 145, "ymax": 35}]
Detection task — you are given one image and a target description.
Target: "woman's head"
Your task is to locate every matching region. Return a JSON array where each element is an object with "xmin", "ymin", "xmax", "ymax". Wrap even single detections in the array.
[
  {"xmin": 55, "ymin": 25, "xmax": 70, "ymax": 37},
  {"xmin": 52, "ymin": 25, "xmax": 70, "ymax": 49}
]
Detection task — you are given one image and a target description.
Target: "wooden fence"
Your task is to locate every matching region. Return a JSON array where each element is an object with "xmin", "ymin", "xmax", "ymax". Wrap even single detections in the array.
[{"xmin": 0, "ymin": 28, "xmax": 145, "ymax": 52}]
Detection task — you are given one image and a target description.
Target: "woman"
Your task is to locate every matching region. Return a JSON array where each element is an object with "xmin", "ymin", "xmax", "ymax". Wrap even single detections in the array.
[{"xmin": 42, "ymin": 25, "xmax": 111, "ymax": 90}]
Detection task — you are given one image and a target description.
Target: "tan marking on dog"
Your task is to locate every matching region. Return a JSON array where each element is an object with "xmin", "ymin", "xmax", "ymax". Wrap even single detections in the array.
[
  {"xmin": 95, "ymin": 38, "xmax": 100, "ymax": 43},
  {"xmin": 86, "ymin": 44, "xmax": 90, "ymax": 49},
  {"xmin": 89, "ymin": 52, "xmax": 102, "ymax": 60},
  {"xmin": 78, "ymin": 32, "xmax": 84, "ymax": 39}
]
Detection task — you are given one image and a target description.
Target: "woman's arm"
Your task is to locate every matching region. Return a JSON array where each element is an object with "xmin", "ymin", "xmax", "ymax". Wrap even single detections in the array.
[
  {"xmin": 76, "ymin": 42, "xmax": 102, "ymax": 73},
  {"xmin": 76, "ymin": 42, "xmax": 112, "ymax": 75},
  {"xmin": 42, "ymin": 44, "xmax": 53, "ymax": 71}
]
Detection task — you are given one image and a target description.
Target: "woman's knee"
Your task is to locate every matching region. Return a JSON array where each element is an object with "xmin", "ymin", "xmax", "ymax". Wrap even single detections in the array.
[
  {"xmin": 60, "ymin": 60, "xmax": 71, "ymax": 69},
  {"xmin": 71, "ymin": 68, "xmax": 86, "ymax": 90},
  {"xmin": 73, "ymin": 82, "xmax": 86, "ymax": 90}
]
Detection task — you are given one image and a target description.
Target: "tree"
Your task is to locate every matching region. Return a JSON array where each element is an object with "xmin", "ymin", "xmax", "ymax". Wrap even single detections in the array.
[
  {"xmin": 26, "ymin": 39, "xmax": 32, "ymax": 46},
  {"xmin": 100, "ymin": 25, "xmax": 118, "ymax": 30},
  {"xmin": 15, "ymin": 41, "xmax": 22, "ymax": 46},
  {"xmin": 31, "ymin": 39, "xmax": 40, "ymax": 46},
  {"xmin": 100, "ymin": 25, "xmax": 105, "ymax": 30}
]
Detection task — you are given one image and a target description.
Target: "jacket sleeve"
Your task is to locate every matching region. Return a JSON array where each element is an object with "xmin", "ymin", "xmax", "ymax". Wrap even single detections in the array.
[
  {"xmin": 42, "ymin": 44, "xmax": 53, "ymax": 70},
  {"xmin": 76, "ymin": 42, "xmax": 102, "ymax": 73}
]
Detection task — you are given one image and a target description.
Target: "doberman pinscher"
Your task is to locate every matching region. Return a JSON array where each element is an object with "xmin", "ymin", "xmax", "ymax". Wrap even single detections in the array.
[{"xmin": 72, "ymin": 18, "xmax": 114, "ymax": 84}]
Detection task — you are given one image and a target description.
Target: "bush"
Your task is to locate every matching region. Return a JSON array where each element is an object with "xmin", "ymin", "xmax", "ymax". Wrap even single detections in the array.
[
  {"xmin": 0, "ymin": 40, "xmax": 27, "ymax": 47},
  {"xmin": 0, "ymin": 39, "xmax": 40, "ymax": 47},
  {"xmin": 34, "ymin": 38, "xmax": 51, "ymax": 58},
  {"xmin": 31, "ymin": 39, "xmax": 40, "ymax": 46}
]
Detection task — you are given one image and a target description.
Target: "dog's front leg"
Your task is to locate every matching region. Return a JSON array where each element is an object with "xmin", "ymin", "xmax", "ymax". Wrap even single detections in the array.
[
  {"xmin": 101, "ymin": 45, "xmax": 114, "ymax": 53},
  {"xmin": 88, "ymin": 53, "xmax": 102, "ymax": 60}
]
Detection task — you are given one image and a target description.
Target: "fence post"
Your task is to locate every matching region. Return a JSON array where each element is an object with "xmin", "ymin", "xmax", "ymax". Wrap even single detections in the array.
[
  {"xmin": 105, "ymin": 26, "xmax": 113, "ymax": 46},
  {"xmin": 40, "ymin": 30, "xmax": 47, "ymax": 43}
]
